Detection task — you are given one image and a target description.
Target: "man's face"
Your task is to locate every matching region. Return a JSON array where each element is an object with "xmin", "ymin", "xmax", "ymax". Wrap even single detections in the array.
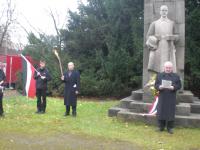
[
  {"xmin": 40, "ymin": 62, "xmax": 46, "ymax": 69},
  {"xmin": 160, "ymin": 6, "xmax": 168, "ymax": 18},
  {"xmin": 164, "ymin": 64, "xmax": 173, "ymax": 73},
  {"xmin": 68, "ymin": 63, "xmax": 74, "ymax": 71}
]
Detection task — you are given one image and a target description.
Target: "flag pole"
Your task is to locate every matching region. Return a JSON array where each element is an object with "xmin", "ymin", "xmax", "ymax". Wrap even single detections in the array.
[
  {"xmin": 52, "ymin": 48, "xmax": 63, "ymax": 76},
  {"xmin": 9, "ymin": 56, "xmax": 13, "ymax": 89}
]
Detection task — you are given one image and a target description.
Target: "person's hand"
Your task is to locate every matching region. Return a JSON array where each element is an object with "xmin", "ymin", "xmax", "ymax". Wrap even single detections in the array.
[
  {"xmin": 159, "ymin": 85, "xmax": 164, "ymax": 90},
  {"xmin": 41, "ymin": 76, "xmax": 46, "ymax": 80},
  {"xmin": 168, "ymin": 86, "xmax": 174, "ymax": 90},
  {"xmin": 37, "ymin": 72, "xmax": 40, "ymax": 76},
  {"xmin": 75, "ymin": 91, "xmax": 79, "ymax": 95},
  {"xmin": 61, "ymin": 76, "xmax": 64, "ymax": 80}
]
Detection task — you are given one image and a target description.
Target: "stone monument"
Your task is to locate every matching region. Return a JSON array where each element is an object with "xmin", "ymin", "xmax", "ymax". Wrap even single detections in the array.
[
  {"xmin": 143, "ymin": 0, "xmax": 185, "ymax": 87},
  {"xmin": 108, "ymin": 0, "xmax": 200, "ymax": 127},
  {"xmin": 143, "ymin": 0, "xmax": 185, "ymax": 102}
]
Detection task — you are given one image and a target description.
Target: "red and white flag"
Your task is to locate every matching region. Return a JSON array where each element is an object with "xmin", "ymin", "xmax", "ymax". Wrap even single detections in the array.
[
  {"xmin": 21, "ymin": 54, "xmax": 36, "ymax": 98},
  {"xmin": 148, "ymin": 96, "xmax": 158, "ymax": 115},
  {"xmin": 142, "ymin": 96, "xmax": 158, "ymax": 116}
]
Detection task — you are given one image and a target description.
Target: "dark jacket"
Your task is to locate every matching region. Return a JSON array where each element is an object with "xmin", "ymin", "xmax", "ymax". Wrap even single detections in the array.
[
  {"xmin": 63, "ymin": 70, "xmax": 80, "ymax": 106},
  {"xmin": 155, "ymin": 72, "xmax": 181, "ymax": 121},
  {"xmin": 0, "ymin": 69, "xmax": 5, "ymax": 83},
  {"xmin": 34, "ymin": 68, "xmax": 51, "ymax": 90},
  {"xmin": 0, "ymin": 69, "xmax": 5, "ymax": 93}
]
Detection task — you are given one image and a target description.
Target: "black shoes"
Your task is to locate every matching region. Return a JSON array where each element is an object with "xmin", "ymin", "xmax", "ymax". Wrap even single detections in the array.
[
  {"xmin": 156, "ymin": 127, "xmax": 174, "ymax": 134},
  {"xmin": 156, "ymin": 127, "xmax": 164, "ymax": 132},
  {"xmin": 72, "ymin": 112, "xmax": 77, "ymax": 117},
  {"xmin": 64, "ymin": 112, "xmax": 77, "ymax": 117},
  {"xmin": 35, "ymin": 110, "xmax": 41, "ymax": 114},
  {"xmin": 0, "ymin": 113, "xmax": 4, "ymax": 117},
  {"xmin": 159, "ymin": 128, "xmax": 164, "ymax": 132},
  {"xmin": 40, "ymin": 110, "xmax": 45, "ymax": 114},
  {"xmin": 64, "ymin": 112, "xmax": 70, "ymax": 116},
  {"xmin": 35, "ymin": 110, "xmax": 45, "ymax": 114}
]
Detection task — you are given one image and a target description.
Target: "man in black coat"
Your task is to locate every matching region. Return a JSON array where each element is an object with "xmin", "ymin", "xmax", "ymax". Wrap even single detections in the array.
[
  {"xmin": 34, "ymin": 60, "xmax": 51, "ymax": 114},
  {"xmin": 61, "ymin": 62, "xmax": 80, "ymax": 117},
  {"xmin": 155, "ymin": 61, "xmax": 181, "ymax": 134},
  {"xmin": 0, "ymin": 68, "xmax": 5, "ymax": 117}
]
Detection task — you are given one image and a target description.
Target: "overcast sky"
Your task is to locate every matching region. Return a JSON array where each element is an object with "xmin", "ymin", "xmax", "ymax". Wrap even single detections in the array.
[{"xmin": 1, "ymin": 0, "xmax": 84, "ymax": 47}]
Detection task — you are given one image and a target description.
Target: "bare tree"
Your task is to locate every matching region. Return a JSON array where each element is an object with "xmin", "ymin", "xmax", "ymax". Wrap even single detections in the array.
[
  {"xmin": 48, "ymin": 8, "xmax": 62, "ymax": 51},
  {"xmin": 0, "ymin": 0, "xmax": 16, "ymax": 47}
]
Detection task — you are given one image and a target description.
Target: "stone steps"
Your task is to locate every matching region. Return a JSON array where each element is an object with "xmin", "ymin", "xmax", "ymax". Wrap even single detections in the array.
[
  {"xmin": 191, "ymin": 101, "xmax": 200, "ymax": 114},
  {"xmin": 116, "ymin": 111, "xmax": 200, "ymax": 127},
  {"xmin": 118, "ymin": 97, "xmax": 200, "ymax": 115},
  {"xmin": 108, "ymin": 89, "xmax": 200, "ymax": 127},
  {"xmin": 130, "ymin": 89, "xmax": 199, "ymax": 103},
  {"xmin": 108, "ymin": 107, "xmax": 128, "ymax": 117}
]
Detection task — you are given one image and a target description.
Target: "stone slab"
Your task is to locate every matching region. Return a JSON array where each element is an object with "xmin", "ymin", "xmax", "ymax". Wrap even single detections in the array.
[
  {"xmin": 176, "ymin": 103, "xmax": 190, "ymax": 116},
  {"xmin": 117, "ymin": 111, "xmax": 156, "ymax": 125},
  {"xmin": 177, "ymin": 91, "xmax": 194, "ymax": 103},
  {"xmin": 191, "ymin": 102, "xmax": 200, "ymax": 114},
  {"xmin": 108, "ymin": 107, "xmax": 127, "ymax": 117},
  {"xmin": 131, "ymin": 89, "xmax": 143, "ymax": 101},
  {"xmin": 129, "ymin": 101, "xmax": 151, "ymax": 113},
  {"xmin": 117, "ymin": 110, "xmax": 200, "ymax": 127},
  {"xmin": 119, "ymin": 97, "xmax": 134, "ymax": 109}
]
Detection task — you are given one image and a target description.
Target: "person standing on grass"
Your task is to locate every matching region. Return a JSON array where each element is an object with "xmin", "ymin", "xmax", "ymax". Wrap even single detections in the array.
[
  {"xmin": 0, "ymin": 68, "xmax": 5, "ymax": 117},
  {"xmin": 34, "ymin": 60, "xmax": 51, "ymax": 114},
  {"xmin": 154, "ymin": 61, "xmax": 181, "ymax": 134},
  {"xmin": 61, "ymin": 62, "xmax": 80, "ymax": 117}
]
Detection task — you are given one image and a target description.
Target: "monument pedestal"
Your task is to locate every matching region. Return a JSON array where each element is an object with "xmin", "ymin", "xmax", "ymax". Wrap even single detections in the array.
[
  {"xmin": 108, "ymin": 0, "xmax": 200, "ymax": 127},
  {"xmin": 108, "ymin": 89, "xmax": 200, "ymax": 127}
]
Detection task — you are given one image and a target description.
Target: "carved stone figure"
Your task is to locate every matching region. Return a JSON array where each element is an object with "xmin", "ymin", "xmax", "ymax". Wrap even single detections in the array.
[{"xmin": 146, "ymin": 5, "xmax": 179, "ymax": 74}]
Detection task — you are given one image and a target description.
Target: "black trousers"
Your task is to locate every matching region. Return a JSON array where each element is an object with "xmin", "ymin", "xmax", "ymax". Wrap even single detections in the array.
[
  {"xmin": 158, "ymin": 120, "xmax": 174, "ymax": 130},
  {"xmin": 36, "ymin": 89, "xmax": 46, "ymax": 112},
  {"xmin": 66, "ymin": 105, "xmax": 76, "ymax": 114},
  {"xmin": 0, "ymin": 92, "xmax": 3, "ymax": 115}
]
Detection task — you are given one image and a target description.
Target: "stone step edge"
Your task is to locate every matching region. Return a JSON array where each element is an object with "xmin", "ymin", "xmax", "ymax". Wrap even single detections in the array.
[{"xmin": 116, "ymin": 111, "xmax": 200, "ymax": 127}]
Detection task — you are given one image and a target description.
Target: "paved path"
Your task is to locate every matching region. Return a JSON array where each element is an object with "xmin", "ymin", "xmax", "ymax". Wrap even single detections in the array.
[{"xmin": 0, "ymin": 133, "xmax": 141, "ymax": 150}]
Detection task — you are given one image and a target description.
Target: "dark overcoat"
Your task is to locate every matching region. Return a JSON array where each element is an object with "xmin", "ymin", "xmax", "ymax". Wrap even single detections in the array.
[
  {"xmin": 0, "ymin": 69, "xmax": 5, "ymax": 93},
  {"xmin": 63, "ymin": 70, "xmax": 80, "ymax": 106},
  {"xmin": 155, "ymin": 72, "xmax": 181, "ymax": 121}
]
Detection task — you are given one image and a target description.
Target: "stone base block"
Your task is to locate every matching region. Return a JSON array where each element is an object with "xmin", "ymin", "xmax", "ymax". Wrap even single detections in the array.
[
  {"xmin": 177, "ymin": 91, "xmax": 194, "ymax": 103},
  {"xmin": 131, "ymin": 89, "xmax": 143, "ymax": 101},
  {"xmin": 108, "ymin": 107, "xmax": 127, "ymax": 117},
  {"xmin": 117, "ymin": 111, "xmax": 200, "ymax": 127}
]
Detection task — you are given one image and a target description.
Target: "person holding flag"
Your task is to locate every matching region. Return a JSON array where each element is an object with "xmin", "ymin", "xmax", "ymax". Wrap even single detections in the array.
[
  {"xmin": 34, "ymin": 60, "xmax": 51, "ymax": 114},
  {"xmin": 0, "ymin": 67, "xmax": 5, "ymax": 117}
]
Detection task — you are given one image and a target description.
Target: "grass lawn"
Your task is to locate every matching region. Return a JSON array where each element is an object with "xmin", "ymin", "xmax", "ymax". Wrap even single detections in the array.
[{"xmin": 0, "ymin": 95, "xmax": 200, "ymax": 150}]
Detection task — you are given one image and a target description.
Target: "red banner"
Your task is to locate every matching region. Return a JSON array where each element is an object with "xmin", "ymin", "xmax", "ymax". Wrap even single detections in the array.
[{"xmin": 6, "ymin": 55, "xmax": 34, "ymax": 83}]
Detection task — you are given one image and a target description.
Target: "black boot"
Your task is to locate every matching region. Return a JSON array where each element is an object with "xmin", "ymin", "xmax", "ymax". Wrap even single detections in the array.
[
  {"xmin": 167, "ymin": 121, "xmax": 174, "ymax": 134},
  {"xmin": 72, "ymin": 106, "xmax": 77, "ymax": 117},
  {"xmin": 72, "ymin": 111, "xmax": 76, "ymax": 117},
  {"xmin": 64, "ymin": 105, "xmax": 70, "ymax": 116},
  {"xmin": 167, "ymin": 128, "xmax": 174, "ymax": 134},
  {"xmin": 35, "ymin": 108, "xmax": 41, "ymax": 114},
  {"xmin": 41, "ymin": 107, "xmax": 46, "ymax": 114},
  {"xmin": 64, "ymin": 112, "xmax": 70, "ymax": 116},
  {"xmin": 41, "ymin": 110, "xmax": 45, "ymax": 114},
  {"xmin": 157, "ymin": 120, "xmax": 166, "ymax": 132},
  {"xmin": 0, "ymin": 113, "xmax": 4, "ymax": 117}
]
